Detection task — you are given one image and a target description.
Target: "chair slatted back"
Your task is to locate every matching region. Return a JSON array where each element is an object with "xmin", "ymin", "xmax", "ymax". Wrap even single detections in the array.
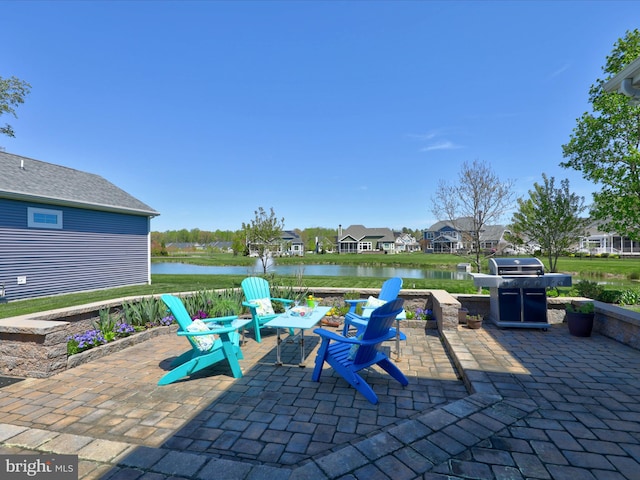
[
  {"xmin": 353, "ymin": 298, "xmax": 404, "ymax": 364},
  {"xmin": 378, "ymin": 277, "xmax": 403, "ymax": 302},
  {"xmin": 161, "ymin": 294, "xmax": 198, "ymax": 349},
  {"xmin": 241, "ymin": 277, "xmax": 271, "ymax": 302}
]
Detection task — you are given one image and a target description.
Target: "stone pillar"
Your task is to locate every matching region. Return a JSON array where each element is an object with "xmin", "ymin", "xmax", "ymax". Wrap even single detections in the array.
[
  {"xmin": 430, "ymin": 289, "xmax": 462, "ymax": 331},
  {"xmin": 0, "ymin": 319, "xmax": 70, "ymax": 378}
]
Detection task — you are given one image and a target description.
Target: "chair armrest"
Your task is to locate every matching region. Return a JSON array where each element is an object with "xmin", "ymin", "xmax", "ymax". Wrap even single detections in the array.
[
  {"xmin": 313, "ymin": 328, "xmax": 362, "ymax": 343},
  {"xmin": 314, "ymin": 328, "xmax": 396, "ymax": 345},
  {"xmin": 345, "ymin": 299, "xmax": 367, "ymax": 306},
  {"xmin": 242, "ymin": 301, "xmax": 258, "ymax": 313},
  {"xmin": 203, "ymin": 315, "xmax": 237, "ymax": 325},
  {"xmin": 271, "ymin": 297, "xmax": 292, "ymax": 303},
  {"xmin": 178, "ymin": 318, "xmax": 249, "ymax": 336}
]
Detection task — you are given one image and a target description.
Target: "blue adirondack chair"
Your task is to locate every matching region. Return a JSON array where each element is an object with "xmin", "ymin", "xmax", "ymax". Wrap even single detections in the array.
[
  {"xmin": 312, "ymin": 298, "xmax": 408, "ymax": 404},
  {"xmin": 158, "ymin": 294, "xmax": 250, "ymax": 385},
  {"xmin": 342, "ymin": 277, "xmax": 403, "ymax": 336},
  {"xmin": 241, "ymin": 276, "xmax": 294, "ymax": 343}
]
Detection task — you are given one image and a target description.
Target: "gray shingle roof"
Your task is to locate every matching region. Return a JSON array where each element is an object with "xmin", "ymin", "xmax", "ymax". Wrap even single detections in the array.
[
  {"xmin": 0, "ymin": 151, "xmax": 158, "ymax": 216},
  {"xmin": 340, "ymin": 225, "xmax": 395, "ymax": 242}
]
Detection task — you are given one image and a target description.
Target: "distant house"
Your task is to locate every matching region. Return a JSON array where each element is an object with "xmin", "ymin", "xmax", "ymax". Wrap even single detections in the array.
[
  {"xmin": 0, "ymin": 152, "xmax": 159, "ymax": 302},
  {"xmin": 208, "ymin": 241, "xmax": 233, "ymax": 253},
  {"xmin": 577, "ymin": 221, "xmax": 640, "ymax": 256},
  {"xmin": 279, "ymin": 230, "xmax": 304, "ymax": 256},
  {"xmin": 423, "ymin": 218, "xmax": 510, "ymax": 254},
  {"xmin": 247, "ymin": 230, "xmax": 305, "ymax": 257},
  {"xmin": 337, "ymin": 225, "xmax": 396, "ymax": 254},
  {"xmin": 165, "ymin": 241, "xmax": 233, "ymax": 253},
  {"xmin": 394, "ymin": 232, "xmax": 421, "ymax": 253}
]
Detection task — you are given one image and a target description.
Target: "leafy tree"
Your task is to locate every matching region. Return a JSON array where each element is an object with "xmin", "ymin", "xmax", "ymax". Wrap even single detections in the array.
[
  {"xmin": 431, "ymin": 158, "xmax": 514, "ymax": 273},
  {"xmin": 231, "ymin": 231, "xmax": 247, "ymax": 256},
  {"xmin": 242, "ymin": 207, "xmax": 285, "ymax": 273},
  {"xmin": 561, "ymin": 29, "xmax": 640, "ymax": 241},
  {"xmin": 509, "ymin": 174, "xmax": 588, "ymax": 273},
  {"xmin": 0, "ymin": 75, "xmax": 31, "ymax": 138}
]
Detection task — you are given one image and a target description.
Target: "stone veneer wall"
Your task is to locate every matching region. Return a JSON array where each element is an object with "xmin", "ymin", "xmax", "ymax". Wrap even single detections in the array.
[
  {"xmin": 1, "ymin": 289, "xmax": 639, "ymax": 378},
  {"xmin": 593, "ymin": 301, "xmax": 640, "ymax": 351}
]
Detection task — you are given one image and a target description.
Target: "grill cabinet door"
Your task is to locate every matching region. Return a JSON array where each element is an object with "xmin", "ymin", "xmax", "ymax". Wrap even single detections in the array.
[
  {"xmin": 498, "ymin": 288, "xmax": 521, "ymax": 322},
  {"xmin": 523, "ymin": 288, "xmax": 547, "ymax": 323}
]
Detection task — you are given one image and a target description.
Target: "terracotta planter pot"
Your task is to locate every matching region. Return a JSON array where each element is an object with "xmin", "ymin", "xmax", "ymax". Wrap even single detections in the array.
[
  {"xmin": 466, "ymin": 317, "xmax": 482, "ymax": 329},
  {"xmin": 566, "ymin": 311, "xmax": 594, "ymax": 337}
]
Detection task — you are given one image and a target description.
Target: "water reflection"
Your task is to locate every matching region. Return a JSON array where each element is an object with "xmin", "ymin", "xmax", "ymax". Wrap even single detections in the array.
[{"xmin": 151, "ymin": 262, "xmax": 471, "ymax": 280}]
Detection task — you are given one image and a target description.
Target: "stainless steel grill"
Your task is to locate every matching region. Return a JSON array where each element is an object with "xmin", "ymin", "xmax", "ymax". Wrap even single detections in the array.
[{"xmin": 470, "ymin": 258, "xmax": 572, "ymax": 329}]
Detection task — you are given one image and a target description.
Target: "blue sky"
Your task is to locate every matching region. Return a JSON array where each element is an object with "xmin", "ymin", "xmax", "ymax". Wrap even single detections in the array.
[{"xmin": 2, "ymin": 1, "xmax": 637, "ymax": 233}]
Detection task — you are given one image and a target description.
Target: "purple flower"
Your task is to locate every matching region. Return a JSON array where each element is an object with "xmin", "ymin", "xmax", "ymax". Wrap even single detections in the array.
[
  {"xmin": 413, "ymin": 308, "xmax": 433, "ymax": 320},
  {"xmin": 116, "ymin": 322, "xmax": 135, "ymax": 336},
  {"xmin": 67, "ymin": 329, "xmax": 106, "ymax": 352}
]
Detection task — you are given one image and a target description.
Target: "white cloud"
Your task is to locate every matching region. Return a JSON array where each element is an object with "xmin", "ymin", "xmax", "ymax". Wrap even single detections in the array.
[
  {"xmin": 549, "ymin": 63, "xmax": 571, "ymax": 79},
  {"xmin": 407, "ymin": 129, "xmax": 464, "ymax": 152},
  {"xmin": 420, "ymin": 141, "xmax": 463, "ymax": 152}
]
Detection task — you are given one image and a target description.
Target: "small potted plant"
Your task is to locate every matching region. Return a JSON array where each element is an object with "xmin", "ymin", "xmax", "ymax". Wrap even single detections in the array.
[
  {"xmin": 565, "ymin": 301, "xmax": 595, "ymax": 337},
  {"xmin": 466, "ymin": 314, "xmax": 483, "ymax": 329}
]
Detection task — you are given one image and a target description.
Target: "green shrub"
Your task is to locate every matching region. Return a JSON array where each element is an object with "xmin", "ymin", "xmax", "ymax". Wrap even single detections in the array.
[
  {"xmin": 598, "ymin": 290, "xmax": 622, "ymax": 304},
  {"xmin": 94, "ymin": 308, "xmax": 117, "ymax": 342},
  {"xmin": 206, "ymin": 289, "xmax": 243, "ymax": 317},
  {"xmin": 121, "ymin": 301, "xmax": 144, "ymax": 327},
  {"xmin": 182, "ymin": 289, "xmax": 216, "ymax": 316},
  {"xmin": 619, "ymin": 289, "xmax": 640, "ymax": 306},
  {"xmin": 343, "ymin": 291, "xmax": 364, "ymax": 315},
  {"xmin": 566, "ymin": 302, "xmax": 594, "ymax": 314},
  {"xmin": 574, "ymin": 280, "xmax": 604, "ymax": 300},
  {"xmin": 121, "ymin": 296, "xmax": 165, "ymax": 328}
]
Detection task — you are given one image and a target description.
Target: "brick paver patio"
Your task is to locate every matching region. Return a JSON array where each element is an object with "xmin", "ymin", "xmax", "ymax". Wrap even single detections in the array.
[{"xmin": 0, "ymin": 320, "xmax": 639, "ymax": 479}]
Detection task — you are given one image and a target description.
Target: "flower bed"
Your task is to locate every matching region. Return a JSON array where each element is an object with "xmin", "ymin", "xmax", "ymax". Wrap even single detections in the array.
[{"xmin": 67, "ymin": 324, "xmax": 178, "ymax": 369}]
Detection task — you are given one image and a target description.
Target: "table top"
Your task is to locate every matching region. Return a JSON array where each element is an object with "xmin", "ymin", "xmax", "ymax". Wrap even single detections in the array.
[{"xmin": 265, "ymin": 306, "xmax": 331, "ymax": 329}]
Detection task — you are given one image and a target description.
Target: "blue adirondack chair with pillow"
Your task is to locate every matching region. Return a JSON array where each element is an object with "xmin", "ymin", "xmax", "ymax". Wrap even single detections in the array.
[
  {"xmin": 312, "ymin": 298, "xmax": 408, "ymax": 404},
  {"xmin": 343, "ymin": 277, "xmax": 403, "ymax": 336},
  {"xmin": 241, "ymin": 276, "xmax": 294, "ymax": 343},
  {"xmin": 158, "ymin": 294, "xmax": 250, "ymax": 385}
]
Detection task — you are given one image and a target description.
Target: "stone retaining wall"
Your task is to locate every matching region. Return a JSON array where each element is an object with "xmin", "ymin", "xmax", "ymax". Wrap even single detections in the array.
[
  {"xmin": 2, "ymin": 289, "xmax": 639, "ymax": 378},
  {"xmin": 593, "ymin": 301, "xmax": 640, "ymax": 350}
]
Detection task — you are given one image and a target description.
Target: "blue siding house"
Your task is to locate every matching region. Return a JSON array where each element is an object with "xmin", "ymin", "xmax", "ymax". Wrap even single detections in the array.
[{"xmin": 0, "ymin": 152, "xmax": 159, "ymax": 302}]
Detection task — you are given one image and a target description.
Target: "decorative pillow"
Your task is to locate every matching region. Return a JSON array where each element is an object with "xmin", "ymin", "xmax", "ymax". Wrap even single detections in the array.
[
  {"xmin": 348, "ymin": 334, "xmax": 364, "ymax": 361},
  {"xmin": 186, "ymin": 319, "xmax": 216, "ymax": 352},
  {"xmin": 365, "ymin": 296, "xmax": 387, "ymax": 308},
  {"xmin": 254, "ymin": 297, "xmax": 275, "ymax": 316}
]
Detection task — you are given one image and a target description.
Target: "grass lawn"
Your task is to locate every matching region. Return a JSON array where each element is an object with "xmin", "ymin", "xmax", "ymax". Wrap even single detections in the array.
[{"xmin": 1, "ymin": 252, "xmax": 639, "ymax": 319}]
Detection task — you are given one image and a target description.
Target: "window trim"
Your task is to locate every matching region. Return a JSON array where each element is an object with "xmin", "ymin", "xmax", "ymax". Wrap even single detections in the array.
[{"xmin": 28, "ymin": 207, "xmax": 63, "ymax": 229}]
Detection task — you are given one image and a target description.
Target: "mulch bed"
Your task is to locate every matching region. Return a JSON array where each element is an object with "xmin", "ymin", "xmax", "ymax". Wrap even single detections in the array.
[{"xmin": 0, "ymin": 376, "xmax": 24, "ymax": 388}]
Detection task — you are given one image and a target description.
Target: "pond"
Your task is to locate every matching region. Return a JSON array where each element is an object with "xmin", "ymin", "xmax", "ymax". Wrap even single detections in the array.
[{"xmin": 151, "ymin": 262, "xmax": 472, "ymax": 281}]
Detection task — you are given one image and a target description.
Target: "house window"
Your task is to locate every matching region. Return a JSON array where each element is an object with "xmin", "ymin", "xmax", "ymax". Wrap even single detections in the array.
[
  {"xmin": 359, "ymin": 242, "xmax": 372, "ymax": 251},
  {"xmin": 28, "ymin": 207, "xmax": 63, "ymax": 229}
]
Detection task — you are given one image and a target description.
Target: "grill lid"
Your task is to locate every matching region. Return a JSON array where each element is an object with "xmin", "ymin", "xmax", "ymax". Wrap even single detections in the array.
[{"xmin": 488, "ymin": 258, "xmax": 544, "ymax": 276}]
